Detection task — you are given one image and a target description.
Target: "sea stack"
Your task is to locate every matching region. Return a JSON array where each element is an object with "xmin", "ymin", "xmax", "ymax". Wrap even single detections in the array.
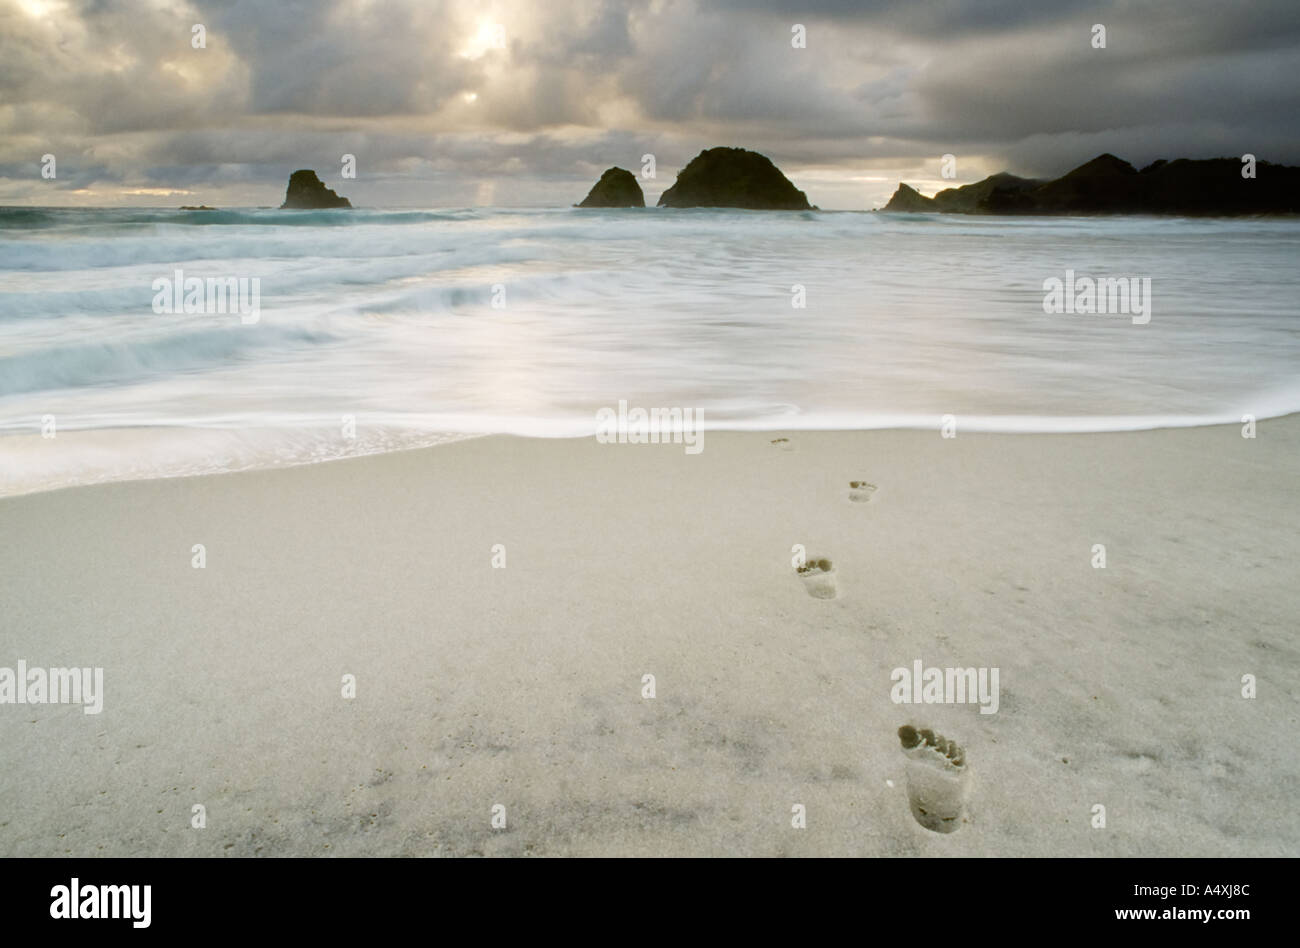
[
  {"xmin": 881, "ymin": 183, "xmax": 936, "ymax": 212},
  {"xmin": 657, "ymin": 147, "xmax": 812, "ymax": 210},
  {"xmin": 577, "ymin": 167, "xmax": 645, "ymax": 207},
  {"xmin": 280, "ymin": 170, "xmax": 352, "ymax": 209}
]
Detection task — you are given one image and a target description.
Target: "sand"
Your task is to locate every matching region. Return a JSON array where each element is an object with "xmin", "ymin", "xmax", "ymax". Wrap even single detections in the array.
[{"xmin": 1, "ymin": 420, "xmax": 1297, "ymax": 857}]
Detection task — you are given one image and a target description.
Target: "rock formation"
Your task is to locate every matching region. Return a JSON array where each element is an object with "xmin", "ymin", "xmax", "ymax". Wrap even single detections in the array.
[
  {"xmin": 657, "ymin": 147, "xmax": 812, "ymax": 210},
  {"xmin": 280, "ymin": 170, "xmax": 352, "ymax": 209},
  {"xmin": 882, "ymin": 154, "xmax": 1300, "ymax": 216},
  {"xmin": 576, "ymin": 167, "xmax": 645, "ymax": 207},
  {"xmin": 881, "ymin": 183, "xmax": 936, "ymax": 212}
]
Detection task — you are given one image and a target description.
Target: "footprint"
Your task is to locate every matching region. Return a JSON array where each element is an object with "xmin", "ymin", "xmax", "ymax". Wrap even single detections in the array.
[
  {"xmin": 770, "ymin": 437, "xmax": 795, "ymax": 452},
  {"xmin": 796, "ymin": 556, "xmax": 837, "ymax": 599},
  {"xmin": 897, "ymin": 724, "xmax": 970, "ymax": 834},
  {"xmin": 848, "ymin": 480, "xmax": 877, "ymax": 503}
]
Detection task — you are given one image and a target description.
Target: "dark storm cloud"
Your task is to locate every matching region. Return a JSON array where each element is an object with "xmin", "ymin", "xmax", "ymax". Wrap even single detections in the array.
[
  {"xmin": 718, "ymin": 0, "xmax": 1300, "ymax": 48},
  {"xmin": 0, "ymin": 0, "xmax": 1297, "ymax": 207},
  {"xmin": 712, "ymin": 0, "xmax": 1102, "ymax": 35}
]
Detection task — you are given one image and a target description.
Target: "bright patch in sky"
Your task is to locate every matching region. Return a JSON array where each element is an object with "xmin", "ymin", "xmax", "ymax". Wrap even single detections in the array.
[{"xmin": 459, "ymin": 20, "xmax": 507, "ymax": 60}]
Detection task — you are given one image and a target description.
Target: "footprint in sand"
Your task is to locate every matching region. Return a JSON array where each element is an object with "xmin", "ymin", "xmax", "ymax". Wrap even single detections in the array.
[
  {"xmin": 796, "ymin": 557, "xmax": 837, "ymax": 599},
  {"xmin": 897, "ymin": 724, "xmax": 970, "ymax": 834},
  {"xmin": 848, "ymin": 480, "xmax": 877, "ymax": 503}
]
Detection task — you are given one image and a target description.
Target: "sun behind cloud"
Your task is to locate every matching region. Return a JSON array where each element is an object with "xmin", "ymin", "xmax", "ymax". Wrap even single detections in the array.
[{"xmin": 459, "ymin": 18, "xmax": 508, "ymax": 60}]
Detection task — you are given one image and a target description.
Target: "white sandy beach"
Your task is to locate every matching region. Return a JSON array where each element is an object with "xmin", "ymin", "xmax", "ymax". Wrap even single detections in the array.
[{"xmin": 1, "ymin": 420, "xmax": 1297, "ymax": 857}]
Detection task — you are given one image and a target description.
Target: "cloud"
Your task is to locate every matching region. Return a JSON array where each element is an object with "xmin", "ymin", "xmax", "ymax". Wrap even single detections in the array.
[{"xmin": 0, "ymin": 0, "xmax": 1296, "ymax": 208}]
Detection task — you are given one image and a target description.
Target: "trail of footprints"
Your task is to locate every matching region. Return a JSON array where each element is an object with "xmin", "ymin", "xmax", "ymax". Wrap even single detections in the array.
[
  {"xmin": 792, "ymin": 481, "xmax": 876, "ymax": 602},
  {"xmin": 782, "ymin": 440, "xmax": 968, "ymax": 833}
]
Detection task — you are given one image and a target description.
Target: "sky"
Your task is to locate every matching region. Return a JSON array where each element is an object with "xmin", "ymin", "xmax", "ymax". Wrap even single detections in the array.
[{"xmin": 3, "ymin": 0, "xmax": 1299, "ymax": 209}]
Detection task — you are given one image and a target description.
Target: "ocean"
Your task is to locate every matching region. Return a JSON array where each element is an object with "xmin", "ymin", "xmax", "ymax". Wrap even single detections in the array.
[{"xmin": 1, "ymin": 205, "xmax": 1298, "ymax": 495}]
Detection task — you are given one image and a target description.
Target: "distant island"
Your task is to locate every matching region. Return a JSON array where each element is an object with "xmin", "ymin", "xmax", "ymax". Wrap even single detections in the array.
[
  {"xmin": 185, "ymin": 152, "xmax": 1299, "ymax": 216},
  {"xmin": 575, "ymin": 148, "xmax": 813, "ymax": 210},
  {"xmin": 657, "ymin": 147, "xmax": 813, "ymax": 210},
  {"xmin": 882, "ymin": 154, "xmax": 1300, "ymax": 216},
  {"xmin": 576, "ymin": 167, "xmax": 645, "ymax": 207},
  {"xmin": 280, "ymin": 169, "xmax": 352, "ymax": 209}
]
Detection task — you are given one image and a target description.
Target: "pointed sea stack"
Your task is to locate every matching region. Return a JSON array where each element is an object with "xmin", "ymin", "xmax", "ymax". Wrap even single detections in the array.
[
  {"xmin": 882, "ymin": 183, "xmax": 936, "ymax": 212},
  {"xmin": 883, "ymin": 173, "xmax": 1042, "ymax": 213},
  {"xmin": 576, "ymin": 167, "xmax": 645, "ymax": 207},
  {"xmin": 657, "ymin": 147, "xmax": 812, "ymax": 210},
  {"xmin": 280, "ymin": 170, "xmax": 352, "ymax": 209}
]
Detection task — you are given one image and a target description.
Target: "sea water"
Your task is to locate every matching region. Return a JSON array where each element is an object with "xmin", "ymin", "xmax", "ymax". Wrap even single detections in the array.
[{"xmin": 1, "ymin": 206, "xmax": 1297, "ymax": 495}]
